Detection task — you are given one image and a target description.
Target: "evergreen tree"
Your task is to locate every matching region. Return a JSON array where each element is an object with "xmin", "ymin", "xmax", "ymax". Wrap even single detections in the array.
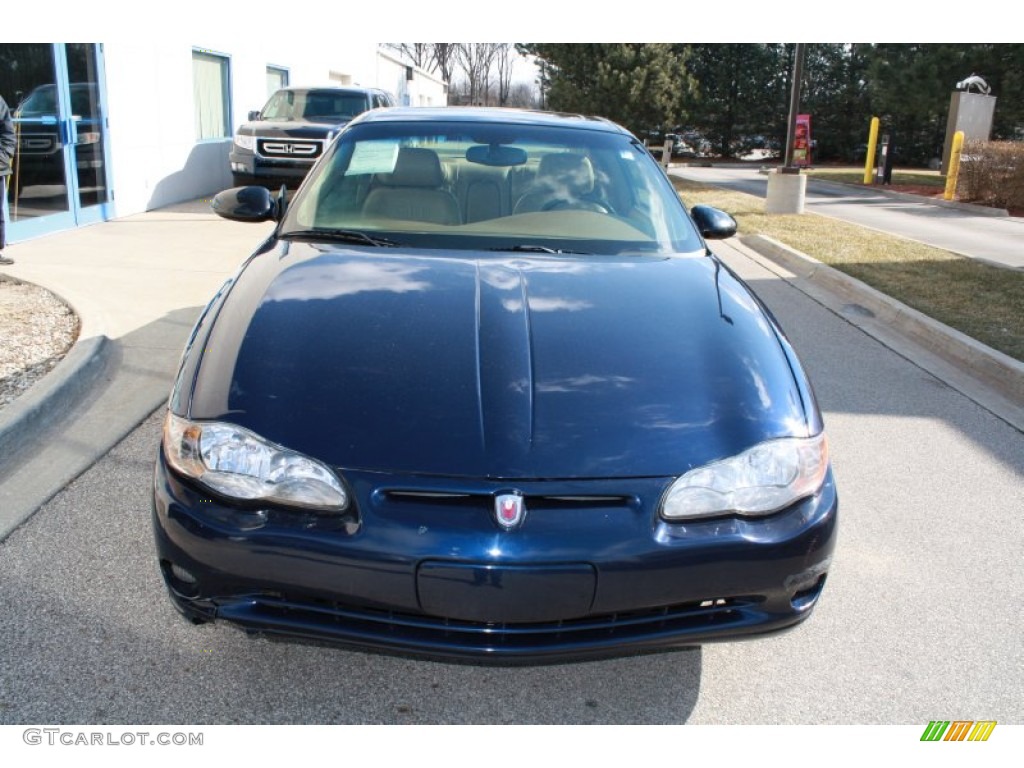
[
  {"xmin": 683, "ymin": 44, "xmax": 789, "ymax": 158},
  {"xmin": 520, "ymin": 44, "xmax": 694, "ymax": 137}
]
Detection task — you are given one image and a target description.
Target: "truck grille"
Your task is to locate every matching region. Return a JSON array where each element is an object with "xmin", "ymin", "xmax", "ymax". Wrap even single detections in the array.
[
  {"xmin": 257, "ymin": 139, "xmax": 322, "ymax": 159},
  {"xmin": 19, "ymin": 134, "xmax": 57, "ymax": 153}
]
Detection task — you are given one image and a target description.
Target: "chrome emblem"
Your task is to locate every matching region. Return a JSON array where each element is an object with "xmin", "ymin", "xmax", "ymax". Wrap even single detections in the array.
[{"xmin": 494, "ymin": 493, "xmax": 526, "ymax": 530}]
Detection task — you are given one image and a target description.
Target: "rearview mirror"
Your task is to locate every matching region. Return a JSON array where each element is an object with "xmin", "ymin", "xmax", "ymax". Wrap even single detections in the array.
[
  {"xmin": 466, "ymin": 144, "xmax": 527, "ymax": 167},
  {"xmin": 248, "ymin": 110, "xmax": 261, "ymax": 121}
]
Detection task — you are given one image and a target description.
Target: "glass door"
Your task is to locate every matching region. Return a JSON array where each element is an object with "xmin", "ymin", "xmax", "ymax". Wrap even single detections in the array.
[
  {"xmin": 65, "ymin": 43, "xmax": 111, "ymax": 223},
  {"xmin": 0, "ymin": 43, "xmax": 112, "ymax": 242}
]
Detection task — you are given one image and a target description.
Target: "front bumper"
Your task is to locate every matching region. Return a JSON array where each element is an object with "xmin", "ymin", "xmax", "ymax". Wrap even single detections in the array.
[{"xmin": 153, "ymin": 450, "xmax": 837, "ymax": 662}]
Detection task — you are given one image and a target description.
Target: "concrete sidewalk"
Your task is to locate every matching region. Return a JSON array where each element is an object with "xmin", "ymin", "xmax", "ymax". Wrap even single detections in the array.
[
  {"xmin": 671, "ymin": 165, "xmax": 1024, "ymax": 270},
  {"xmin": 0, "ymin": 201, "xmax": 274, "ymax": 538}
]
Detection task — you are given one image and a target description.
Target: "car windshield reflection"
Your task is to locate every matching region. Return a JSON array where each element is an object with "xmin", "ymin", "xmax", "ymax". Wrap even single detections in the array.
[{"xmin": 281, "ymin": 119, "xmax": 704, "ymax": 256}]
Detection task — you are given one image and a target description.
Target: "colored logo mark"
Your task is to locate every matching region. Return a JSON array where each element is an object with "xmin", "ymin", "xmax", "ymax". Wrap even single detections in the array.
[{"xmin": 921, "ymin": 721, "xmax": 997, "ymax": 742}]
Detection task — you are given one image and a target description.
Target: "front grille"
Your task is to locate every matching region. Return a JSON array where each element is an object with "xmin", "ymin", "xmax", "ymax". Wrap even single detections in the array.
[
  {"xmin": 257, "ymin": 139, "xmax": 322, "ymax": 159},
  {"xmin": 380, "ymin": 490, "xmax": 634, "ymax": 511},
  {"xmin": 19, "ymin": 134, "xmax": 56, "ymax": 152},
  {"xmin": 218, "ymin": 593, "xmax": 760, "ymax": 655}
]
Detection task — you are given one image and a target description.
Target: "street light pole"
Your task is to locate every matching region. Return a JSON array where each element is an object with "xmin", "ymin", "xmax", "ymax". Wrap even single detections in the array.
[
  {"xmin": 783, "ymin": 43, "xmax": 806, "ymax": 172},
  {"xmin": 765, "ymin": 42, "xmax": 808, "ymax": 214}
]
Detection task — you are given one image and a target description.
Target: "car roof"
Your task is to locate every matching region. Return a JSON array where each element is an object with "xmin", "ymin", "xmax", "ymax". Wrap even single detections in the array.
[
  {"xmin": 276, "ymin": 86, "xmax": 385, "ymax": 95},
  {"xmin": 351, "ymin": 107, "xmax": 632, "ymax": 136}
]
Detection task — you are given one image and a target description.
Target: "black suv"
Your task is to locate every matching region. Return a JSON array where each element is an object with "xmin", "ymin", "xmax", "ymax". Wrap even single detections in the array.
[{"xmin": 229, "ymin": 86, "xmax": 395, "ymax": 188}]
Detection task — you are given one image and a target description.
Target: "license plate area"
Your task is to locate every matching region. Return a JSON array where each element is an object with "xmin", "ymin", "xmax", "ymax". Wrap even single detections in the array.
[{"xmin": 417, "ymin": 561, "xmax": 596, "ymax": 623}]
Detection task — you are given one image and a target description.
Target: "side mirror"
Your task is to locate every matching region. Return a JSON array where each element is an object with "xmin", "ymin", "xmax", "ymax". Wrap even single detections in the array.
[
  {"xmin": 212, "ymin": 186, "xmax": 277, "ymax": 222},
  {"xmin": 690, "ymin": 205, "xmax": 737, "ymax": 240},
  {"xmin": 247, "ymin": 110, "xmax": 261, "ymax": 121}
]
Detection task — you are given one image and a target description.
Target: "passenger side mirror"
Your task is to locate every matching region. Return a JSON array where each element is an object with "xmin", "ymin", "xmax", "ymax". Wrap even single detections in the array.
[{"xmin": 690, "ymin": 205, "xmax": 737, "ymax": 240}]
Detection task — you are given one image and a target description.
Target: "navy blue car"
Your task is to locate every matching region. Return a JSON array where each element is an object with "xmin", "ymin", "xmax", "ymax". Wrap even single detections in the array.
[{"xmin": 154, "ymin": 108, "xmax": 837, "ymax": 662}]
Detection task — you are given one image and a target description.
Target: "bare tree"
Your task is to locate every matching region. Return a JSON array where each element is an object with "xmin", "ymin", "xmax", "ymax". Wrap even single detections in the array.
[
  {"xmin": 507, "ymin": 81, "xmax": 540, "ymax": 109},
  {"xmin": 383, "ymin": 44, "xmax": 435, "ymax": 72},
  {"xmin": 457, "ymin": 43, "xmax": 501, "ymax": 106},
  {"xmin": 432, "ymin": 44, "xmax": 458, "ymax": 88},
  {"xmin": 385, "ymin": 43, "xmax": 534, "ymax": 107},
  {"xmin": 494, "ymin": 44, "xmax": 514, "ymax": 106}
]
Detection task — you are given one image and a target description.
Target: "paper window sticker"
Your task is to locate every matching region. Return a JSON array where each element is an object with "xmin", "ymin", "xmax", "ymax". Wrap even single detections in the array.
[{"xmin": 347, "ymin": 141, "xmax": 400, "ymax": 175}]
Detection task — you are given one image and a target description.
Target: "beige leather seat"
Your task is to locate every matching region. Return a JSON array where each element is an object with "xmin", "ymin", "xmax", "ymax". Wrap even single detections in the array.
[
  {"xmin": 454, "ymin": 166, "xmax": 510, "ymax": 223},
  {"xmin": 513, "ymin": 153, "xmax": 596, "ymax": 214},
  {"xmin": 362, "ymin": 147, "xmax": 461, "ymax": 225}
]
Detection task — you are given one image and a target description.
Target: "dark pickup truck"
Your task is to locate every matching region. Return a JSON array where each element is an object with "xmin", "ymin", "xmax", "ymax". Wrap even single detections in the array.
[
  {"xmin": 13, "ymin": 82, "xmax": 105, "ymax": 194},
  {"xmin": 229, "ymin": 86, "xmax": 395, "ymax": 188}
]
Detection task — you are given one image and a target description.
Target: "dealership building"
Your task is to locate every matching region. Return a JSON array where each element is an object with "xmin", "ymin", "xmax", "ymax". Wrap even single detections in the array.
[{"xmin": 1, "ymin": 42, "xmax": 447, "ymax": 244}]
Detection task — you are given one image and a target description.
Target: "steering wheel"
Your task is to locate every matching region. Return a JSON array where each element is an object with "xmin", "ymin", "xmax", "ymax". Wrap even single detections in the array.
[{"xmin": 541, "ymin": 197, "xmax": 611, "ymax": 214}]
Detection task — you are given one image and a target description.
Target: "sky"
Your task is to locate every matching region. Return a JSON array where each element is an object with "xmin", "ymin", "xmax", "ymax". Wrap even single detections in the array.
[{"xmin": 6, "ymin": 0, "xmax": 1017, "ymax": 44}]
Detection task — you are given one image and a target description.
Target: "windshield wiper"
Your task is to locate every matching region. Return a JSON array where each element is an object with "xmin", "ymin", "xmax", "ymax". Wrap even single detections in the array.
[
  {"xmin": 489, "ymin": 244, "xmax": 591, "ymax": 255},
  {"xmin": 281, "ymin": 229, "xmax": 401, "ymax": 247}
]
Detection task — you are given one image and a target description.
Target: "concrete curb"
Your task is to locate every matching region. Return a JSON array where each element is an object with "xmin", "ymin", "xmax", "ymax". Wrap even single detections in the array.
[
  {"xmin": 0, "ymin": 278, "xmax": 111, "ymax": 478},
  {"xmin": 741, "ymin": 233, "xmax": 1024, "ymax": 430}
]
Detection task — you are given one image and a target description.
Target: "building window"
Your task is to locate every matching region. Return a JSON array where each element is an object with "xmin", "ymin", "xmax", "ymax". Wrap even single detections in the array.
[
  {"xmin": 192, "ymin": 49, "xmax": 231, "ymax": 140},
  {"xmin": 266, "ymin": 65, "xmax": 289, "ymax": 96}
]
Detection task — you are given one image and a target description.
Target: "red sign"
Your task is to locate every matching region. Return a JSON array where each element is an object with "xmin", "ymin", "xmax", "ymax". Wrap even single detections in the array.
[{"xmin": 793, "ymin": 114, "xmax": 812, "ymax": 166}]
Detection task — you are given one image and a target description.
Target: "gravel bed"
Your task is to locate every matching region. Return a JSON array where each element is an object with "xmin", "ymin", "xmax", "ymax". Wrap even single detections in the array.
[{"xmin": 0, "ymin": 274, "xmax": 79, "ymax": 413}]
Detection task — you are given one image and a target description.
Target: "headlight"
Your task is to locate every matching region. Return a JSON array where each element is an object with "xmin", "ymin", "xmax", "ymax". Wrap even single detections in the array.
[
  {"xmin": 661, "ymin": 433, "xmax": 828, "ymax": 520},
  {"xmin": 162, "ymin": 412, "xmax": 348, "ymax": 511},
  {"xmin": 233, "ymin": 133, "xmax": 255, "ymax": 151}
]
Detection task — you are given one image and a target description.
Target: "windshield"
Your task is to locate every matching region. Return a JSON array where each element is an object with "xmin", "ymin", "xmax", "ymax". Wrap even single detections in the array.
[
  {"xmin": 281, "ymin": 120, "xmax": 703, "ymax": 255},
  {"xmin": 16, "ymin": 83, "xmax": 99, "ymax": 119},
  {"xmin": 261, "ymin": 89, "xmax": 371, "ymax": 121}
]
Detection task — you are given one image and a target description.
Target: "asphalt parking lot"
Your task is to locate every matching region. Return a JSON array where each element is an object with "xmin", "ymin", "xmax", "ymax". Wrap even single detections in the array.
[{"xmin": 1, "ymin": 238, "xmax": 1020, "ymax": 725}]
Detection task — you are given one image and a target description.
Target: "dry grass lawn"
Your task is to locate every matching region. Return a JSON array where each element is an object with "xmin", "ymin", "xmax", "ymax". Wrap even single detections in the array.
[{"xmin": 672, "ymin": 177, "xmax": 1024, "ymax": 362}]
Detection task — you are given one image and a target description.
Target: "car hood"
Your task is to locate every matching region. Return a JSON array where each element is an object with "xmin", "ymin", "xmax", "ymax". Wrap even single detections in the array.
[
  {"xmin": 188, "ymin": 242, "xmax": 814, "ymax": 479},
  {"xmin": 239, "ymin": 120, "xmax": 346, "ymax": 138}
]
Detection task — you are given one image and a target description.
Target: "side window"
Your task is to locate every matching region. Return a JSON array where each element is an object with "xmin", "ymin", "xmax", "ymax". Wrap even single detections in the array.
[
  {"xmin": 192, "ymin": 49, "xmax": 231, "ymax": 140},
  {"xmin": 266, "ymin": 65, "xmax": 289, "ymax": 98}
]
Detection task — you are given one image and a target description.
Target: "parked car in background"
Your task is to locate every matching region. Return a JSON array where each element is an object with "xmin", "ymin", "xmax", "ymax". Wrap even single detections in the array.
[
  {"xmin": 229, "ymin": 86, "xmax": 395, "ymax": 188},
  {"xmin": 156, "ymin": 107, "xmax": 837, "ymax": 662}
]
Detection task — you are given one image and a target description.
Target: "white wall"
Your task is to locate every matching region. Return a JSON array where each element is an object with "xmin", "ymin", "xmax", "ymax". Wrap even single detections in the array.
[
  {"xmin": 102, "ymin": 41, "xmax": 382, "ymax": 215},
  {"xmin": 376, "ymin": 51, "xmax": 448, "ymax": 107}
]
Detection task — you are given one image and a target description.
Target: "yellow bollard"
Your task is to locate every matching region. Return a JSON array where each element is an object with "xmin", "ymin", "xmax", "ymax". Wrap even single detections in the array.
[
  {"xmin": 863, "ymin": 117, "xmax": 879, "ymax": 185},
  {"xmin": 944, "ymin": 131, "xmax": 965, "ymax": 201}
]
